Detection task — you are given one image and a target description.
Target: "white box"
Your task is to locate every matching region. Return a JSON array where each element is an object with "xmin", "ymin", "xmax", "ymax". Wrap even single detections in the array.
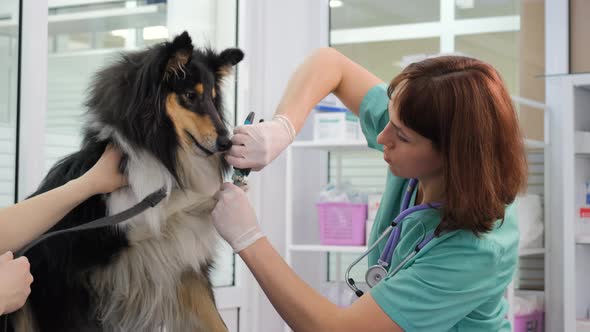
[
  {"xmin": 367, "ymin": 193, "xmax": 382, "ymax": 220},
  {"xmin": 575, "ymin": 131, "xmax": 590, "ymax": 154},
  {"xmin": 313, "ymin": 110, "xmax": 359, "ymax": 141}
]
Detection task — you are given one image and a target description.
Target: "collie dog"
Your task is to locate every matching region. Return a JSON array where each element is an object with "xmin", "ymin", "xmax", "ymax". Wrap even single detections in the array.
[{"xmin": 10, "ymin": 31, "xmax": 242, "ymax": 332}]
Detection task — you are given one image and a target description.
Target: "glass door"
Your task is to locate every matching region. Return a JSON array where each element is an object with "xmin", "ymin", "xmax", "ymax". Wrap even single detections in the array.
[
  {"xmin": 0, "ymin": 0, "xmax": 19, "ymax": 207},
  {"xmin": 19, "ymin": 1, "xmax": 247, "ymax": 330}
]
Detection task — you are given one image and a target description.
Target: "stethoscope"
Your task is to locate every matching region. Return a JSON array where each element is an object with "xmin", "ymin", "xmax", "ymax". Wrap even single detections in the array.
[{"xmin": 345, "ymin": 179, "xmax": 441, "ymax": 297}]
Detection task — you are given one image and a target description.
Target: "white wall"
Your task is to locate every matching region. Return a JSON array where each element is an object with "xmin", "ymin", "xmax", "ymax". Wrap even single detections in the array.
[
  {"xmin": 241, "ymin": 0, "xmax": 328, "ymax": 330},
  {"xmin": 18, "ymin": 0, "xmax": 48, "ymax": 200},
  {"xmin": 545, "ymin": 0, "xmax": 570, "ymax": 330}
]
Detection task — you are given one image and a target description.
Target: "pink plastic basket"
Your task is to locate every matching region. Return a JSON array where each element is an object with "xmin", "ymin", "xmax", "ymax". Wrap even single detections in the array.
[
  {"xmin": 316, "ymin": 202, "xmax": 368, "ymax": 245},
  {"xmin": 514, "ymin": 311, "xmax": 544, "ymax": 332}
]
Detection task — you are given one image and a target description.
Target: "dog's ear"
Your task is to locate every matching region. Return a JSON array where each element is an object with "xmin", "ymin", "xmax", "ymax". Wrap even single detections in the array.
[
  {"xmin": 214, "ymin": 48, "xmax": 244, "ymax": 78},
  {"xmin": 163, "ymin": 31, "xmax": 194, "ymax": 80}
]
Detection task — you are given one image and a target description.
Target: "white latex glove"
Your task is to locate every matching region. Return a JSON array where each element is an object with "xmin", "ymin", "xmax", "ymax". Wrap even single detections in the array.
[
  {"xmin": 212, "ymin": 182, "xmax": 265, "ymax": 253},
  {"xmin": 0, "ymin": 251, "xmax": 33, "ymax": 315},
  {"xmin": 225, "ymin": 115, "xmax": 296, "ymax": 171}
]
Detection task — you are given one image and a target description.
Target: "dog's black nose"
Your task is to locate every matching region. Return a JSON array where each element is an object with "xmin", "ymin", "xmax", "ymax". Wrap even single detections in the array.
[{"xmin": 217, "ymin": 136, "xmax": 232, "ymax": 152}]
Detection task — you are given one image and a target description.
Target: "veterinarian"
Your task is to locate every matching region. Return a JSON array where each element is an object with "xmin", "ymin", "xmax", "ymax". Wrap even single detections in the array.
[
  {"xmin": 212, "ymin": 48, "xmax": 526, "ymax": 331},
  {"xmin": 0, "ymin": 145, "xmax": 127, "ymax": 315}
]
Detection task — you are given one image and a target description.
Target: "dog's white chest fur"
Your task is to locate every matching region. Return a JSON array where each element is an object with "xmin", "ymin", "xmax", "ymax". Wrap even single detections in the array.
[{"xmin": 91, "ymin": 150, "xmax": 224, "ymax": 331}]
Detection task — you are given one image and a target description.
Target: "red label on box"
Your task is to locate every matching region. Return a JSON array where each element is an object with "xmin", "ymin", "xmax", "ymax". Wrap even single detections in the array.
[{"xmin": 580, "ymin": 207, "xmax": 590, "ymax": 218}]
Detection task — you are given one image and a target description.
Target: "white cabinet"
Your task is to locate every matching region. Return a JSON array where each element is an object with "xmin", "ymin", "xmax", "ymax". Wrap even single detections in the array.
[
  {"xmin": 546, "ymin": 73, "xmax": 590, "ymax": 331},
  {"xmin": 284, "ymin": 140, "xmax": 374, "ymax": 332}
]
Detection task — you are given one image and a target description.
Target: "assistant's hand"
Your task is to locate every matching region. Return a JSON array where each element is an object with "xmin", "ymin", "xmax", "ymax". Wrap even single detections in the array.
[
  {"xmin": 0, "ymin": 251, "xmax": 33, "ymax": 315},
  {"xmin": 80, "ymin": 145, "xmax": 129, "ymax": 195},
  {"xmin": 212, "ymin": 183, "xmax": 264, "ymax": 253},
  {"xmin": 225, "ymin": 115, "xmax": 296, "ymax": 171}
]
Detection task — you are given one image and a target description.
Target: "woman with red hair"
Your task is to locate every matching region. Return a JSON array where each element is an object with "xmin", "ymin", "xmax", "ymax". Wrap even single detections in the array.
[{"xmin": 212, "ymin": 48, "xmax": 527, "ymax": 331}]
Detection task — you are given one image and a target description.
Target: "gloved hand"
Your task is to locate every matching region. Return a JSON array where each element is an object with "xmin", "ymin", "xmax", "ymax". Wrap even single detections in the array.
[
  {"xmin": 212, "ymin": 182, "xmax": 264, "ymax": 253},
  {"xmin": 225, "ymin": 114, "xmax": 296, "ymax": 171}
]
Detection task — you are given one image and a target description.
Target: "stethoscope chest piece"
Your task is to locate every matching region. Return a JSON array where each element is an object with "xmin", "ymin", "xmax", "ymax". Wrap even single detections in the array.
[
  {"xmin": 365, "ymin": 265, "xmax": 388, "ymax": 288},
  {"xmin": 344, "ymin": 179, "xmax": 442, "ymax": 298}
]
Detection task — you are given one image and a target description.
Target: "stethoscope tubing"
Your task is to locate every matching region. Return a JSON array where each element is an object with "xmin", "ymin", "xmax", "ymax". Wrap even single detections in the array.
[
  {"xmin": 344, "ymin": 224, "xmax": 393, "ymax": 290},
  {"xmin": 344, "ymin": 179, "xmax": 441, "ymax": 297}
]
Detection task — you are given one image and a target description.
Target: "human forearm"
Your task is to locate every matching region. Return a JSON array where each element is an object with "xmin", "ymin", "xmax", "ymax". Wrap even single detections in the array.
[
  {"xmin": 0, "ymin": 178, "xmax": 96, "ymax": 253},
  {"xmin": 213, "ymin": 184, "xmax": 341, "ymax": 330},
  {"xmin": 275, "ymin": 48, "xmax": 346, "ymax": 132},
  {"xmin": 0, "ymin": 146, "xmax": 127, "ymax": 253},
  {"xmin": 275, "ymin": 47, "xmax": 382, "ymax": 132},
  {"xmin": 240, "ymin": 237, "xmax": 342, "ymax": 331}
]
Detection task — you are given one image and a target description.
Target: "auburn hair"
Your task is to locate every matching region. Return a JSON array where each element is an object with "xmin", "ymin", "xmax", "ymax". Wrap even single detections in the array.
[{"xmin": 387, "ymin": 56, "xmax": 528, "ymax": 236}]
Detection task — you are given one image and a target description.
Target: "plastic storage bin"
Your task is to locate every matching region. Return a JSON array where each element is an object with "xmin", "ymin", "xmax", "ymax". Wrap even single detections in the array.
[
  {"xmin": 317, "ymin": 202, "xmax": 367, "ymax": 245},
  {"xmin": 513, "ymin": 311, "xmax": 544, "ymax": 332}
]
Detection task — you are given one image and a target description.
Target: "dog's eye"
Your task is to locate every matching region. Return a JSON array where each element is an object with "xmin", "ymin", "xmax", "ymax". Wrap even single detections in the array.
[{"xmin": 184, "ymin": 91, "xmax": 197, "ymax": 101}]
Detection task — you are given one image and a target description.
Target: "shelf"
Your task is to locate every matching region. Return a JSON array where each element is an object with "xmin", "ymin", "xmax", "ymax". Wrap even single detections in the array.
[
  {"xmin": 289, "ymin": 244, "xmax": 368, "ymax": 253},
  {"xmin": 0, "ymin": 4, "xmax": 167, "ymax": 36},
  {"xmin": 519, "ymin": 248, "xmax": 545, "ymax": 256},
  {"xmin": 524, "ymin": 139, "xmax": 545, "ymax": 150},
  {"xmin": 514, "ymin": 289, "xmax": 545, "ymax": 297},
  {"xmin": 0, "ymin": 19, "xmax": 18, "ymax": 35},
  {"xmin": 290, "ymin": 244, "xmax": 543, "ymax": 256},
  {"xmin": 291, "ymin": 139, "xmax": 544, "ymax": 151},
  {"xmin": 291, "ymin": 140, "xmax": 370, "ymax": 151}
]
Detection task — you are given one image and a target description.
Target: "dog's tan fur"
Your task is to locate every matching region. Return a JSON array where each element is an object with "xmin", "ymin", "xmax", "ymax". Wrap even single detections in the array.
[
  {"xmin": 178, "ymin": 271, "xmax": 227, "ymax": 332},
  {"xmin": 86, "ymin": 139, "xmax": 227, "ymax": 332},
  {"xmin": 166, "ymin": 93, "xmax": 219, "ymax": 153}
]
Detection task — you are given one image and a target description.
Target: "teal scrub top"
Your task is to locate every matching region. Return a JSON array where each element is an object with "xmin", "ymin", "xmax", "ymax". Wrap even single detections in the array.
[{"xmin": 360, "ymin": 83, "xmax": 519, "ymax": 332}]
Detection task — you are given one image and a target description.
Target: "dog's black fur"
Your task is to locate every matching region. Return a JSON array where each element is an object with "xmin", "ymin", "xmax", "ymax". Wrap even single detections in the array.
[{"xmin": 8, "ymin": 31, "xmax": 243, "ymax": 332}]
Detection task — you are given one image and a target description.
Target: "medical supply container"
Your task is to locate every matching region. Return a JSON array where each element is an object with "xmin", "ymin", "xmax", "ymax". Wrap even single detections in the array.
[
  {"xmin": 513, "ymin": 311, "xmax": 544, "ymax": 332},
  {"xmin": 313, "ymin": 108, "xmax": 360, "ymax": 141},
  {"xmin": 313, "ymin": 94, "xmax": 362, "ymax": 141},
  {"xmin": 581, "ymin": 181, "xmax": 590, "ymax": 222},
  {"xmin": 513, "ymin": 293, "xmax": 545, "ymax": 332},
  {"xmin": 316, "ymin": 202, "xmax": 367, "ymax": 245}
]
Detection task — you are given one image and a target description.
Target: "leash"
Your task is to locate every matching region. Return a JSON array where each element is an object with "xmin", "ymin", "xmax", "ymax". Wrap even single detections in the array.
[
  {"xmin": 15, "ymin": 187, "xmax": 167, "ymax": 257},
  {"xmin": 1, "ymin": 187, "xmax": 167, "ymax": 330}
]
